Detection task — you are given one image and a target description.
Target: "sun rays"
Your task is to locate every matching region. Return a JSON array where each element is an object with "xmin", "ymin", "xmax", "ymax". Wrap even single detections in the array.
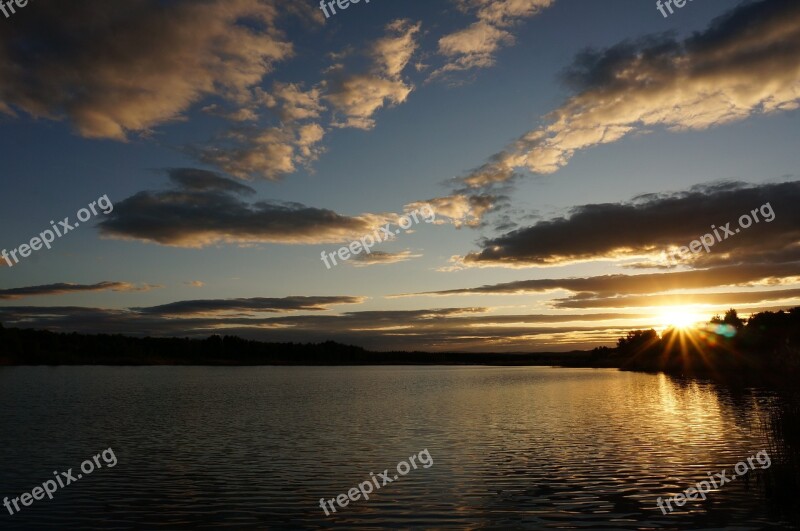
[{"xmin": 657, "ymin": 307, "xmax": 706, "ymax": 332}]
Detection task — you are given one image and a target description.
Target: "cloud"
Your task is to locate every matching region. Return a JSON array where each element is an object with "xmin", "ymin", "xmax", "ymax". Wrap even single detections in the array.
[
  {"xmin": 194, "ymin": 19, "xmax": 419, "ymax": 178},
  {"xmin": 467, "ymin": 0, "xmax": 555, "ymax": 24},
  {"xmin": 6, "ymin": 286, "xmax": 794, "ymax": 350},
  {"xmin": 349, "ymin": 250, "xmax": 422, "ymax": 267},
  {"xmin": 435, "ymin": 22, "xmax": 514, "ymax": 74},
  {"xmin": 198, "ymin": 124, "xmax": 326, "ymax": 180},
  {"xmin": 200, "ymin": 104, "xmax": 260, "ymax": 123},
  {"xmin": 198, "ymin": 83, "xmax": 328, "ymax": 181},
  {"xmin": 457, "ymin": 0, "xmax": 800, "ymax": 188},
  {"xmin": 168, "ymin": 168, "xmax": 256, "ymax": 195},
  {"xmin": 98, "ymin": 168, "xmax": 393, "ymax": 247},
  {"xmin": 185, "ymin": 281, "xmax": 205, "ymax": 288},
  {"xmin": 266, "ymin": 83, "xmax": 326, "ymax": 122},
  {"xmin": 409, "ymin": 262, "xmax": 800, "ymax": 298},
  {"xmin": 0, "ymin": 282, "xmax": 159, "ymax": 300},
  {"xmin": 431, "ymin": 0, "xmax": 554, "ymax": 80},
  {"xmin": 552, "ymin": 288, "xmax": 800, "ymax": 309},
  {"xmin": 326, "ymin": 20, "xmax": 421, "ymax": 130},
  {"xmin": 405, "ymin": 194, "xmax": 498, "ymax": 228},
  {"xmin": 326, "ymin": 75, "xmax": 413, "ymax": 130},
  {"xmin": 462, "ymin": 181, "xmax": 800, "ymax": 266},
  {"xmin": 373, "ymin": 19, "xmax": 424, "ymax": 79},
  {"xmin": 0, "ymin": 303, "xmax": 656, "ymax": 351},
  {"xmin": 0, "ymin": 0, "xmax": 296, "ymax": 140},
  {"xmin": 134, "ymin": 296, "xmax": 365, "ymax": 316}
]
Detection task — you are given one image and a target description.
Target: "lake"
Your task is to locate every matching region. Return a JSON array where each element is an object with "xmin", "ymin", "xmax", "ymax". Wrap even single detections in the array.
[{"xmin": 0, "ymin": 366, "xmax": 797, "ymax": 529}]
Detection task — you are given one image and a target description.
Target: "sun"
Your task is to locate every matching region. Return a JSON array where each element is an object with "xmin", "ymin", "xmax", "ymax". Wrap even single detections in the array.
[{"xmin": 658, "ymin": 308, "xmax": 704, "ymax": 331}]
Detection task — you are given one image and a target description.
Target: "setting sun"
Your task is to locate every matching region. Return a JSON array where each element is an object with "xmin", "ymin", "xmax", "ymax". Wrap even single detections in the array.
[{"xmin": 658, "ymin": 308, "xmax": 705, "ymax": 330}]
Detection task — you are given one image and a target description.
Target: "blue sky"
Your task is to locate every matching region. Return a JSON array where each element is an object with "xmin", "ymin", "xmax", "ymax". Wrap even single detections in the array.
[{"xmin": 1, "ymin": 0, "xmax": 799, "ymax": 351}]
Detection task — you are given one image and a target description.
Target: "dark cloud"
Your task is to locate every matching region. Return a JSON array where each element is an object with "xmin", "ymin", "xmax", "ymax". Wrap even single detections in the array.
[
  {"xmin": 0, "ymin": 282, "xmax": 158, "ymax": 300},
  {"xmin": 98, "ymin": 169, "xmax": 391, "ymax": 247},
  {"xmin": 412, "ymin": 262, "xmax": 800, "ymax": 298},
  {"xmin": 0, "ymin": 0, "xmax": 297, "ymax": 140},
  {"xmin": 553, "ymin": 288, "xmax": 800, "ymax": 310},
  {"xmin": 561, "ymin": 34, "xmax": 680, "ymax": 92},
  {"xmin": 135, "ymin": 296, "xmax": 365, "ymax": 316},
  {"xmin": 167, "ymin": 168, "xmax": 255, "ymax": 195},
  {"xmin": 463, "ymin": 181, "xmax": 800, "ymax": 266}
]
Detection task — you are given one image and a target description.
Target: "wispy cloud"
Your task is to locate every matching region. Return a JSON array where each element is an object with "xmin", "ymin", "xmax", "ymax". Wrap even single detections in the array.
[
  {"xmin": 193, "ymin": 18, "xmax": 421, "ymax": 179},
  {"xmin": 407, "ymin": 262, "xmax": 800, "ymax": 298},
  {"xmin": 197, "ymin": 122, "xmax": 326, "ymax": 181},
  {"xmin": 134, "ymin": 296, "xmax": 365, "ymax": 316},
  {"xmin": 551, "ymin": 288, "xmax": 800, "ymax": 310},
  {"xmin": 405, "ymin": 194, "xmax": 498, "ymax": 228},
  {"xmin": 430, "ymin": 0, "xmax": 554, "ymax": 81},
  {"xmin": 457, "ymin": 0, "xmax": 800, "ymax": 189},
  {"xmin": 349, "ymin": 250, "xmax": 422, "ymax": 267},
  {"xmin": 0, "ymin": 303, "xmax": 652, "ymax": 351},
  {"xmin": 326, "ymin": 19, "xmax": 421, "ymax": 129},
  {"xmin": 0, "ymin": 282, "xmax": 159, "ymax": 300}
]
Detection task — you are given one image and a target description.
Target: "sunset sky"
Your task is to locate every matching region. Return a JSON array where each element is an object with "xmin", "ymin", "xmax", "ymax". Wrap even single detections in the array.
[{"xmin": 1, "ymin": 0, "xmax": 799, "ymax": 351}]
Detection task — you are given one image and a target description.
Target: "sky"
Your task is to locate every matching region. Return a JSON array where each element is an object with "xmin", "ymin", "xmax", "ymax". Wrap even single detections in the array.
[{"xmin": 1, "ymin": 0, "xmax": 799, "ymax": 352}]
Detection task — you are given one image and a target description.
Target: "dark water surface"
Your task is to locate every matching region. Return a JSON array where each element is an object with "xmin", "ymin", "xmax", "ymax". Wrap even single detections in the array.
[{"xmin": 0, "ymin": 366, "xmax": 797, "ymax": 529}]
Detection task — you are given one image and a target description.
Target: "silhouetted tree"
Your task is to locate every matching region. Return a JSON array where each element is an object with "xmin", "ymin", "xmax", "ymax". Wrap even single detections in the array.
[
  {"xmin": 610, "ymin": 307, "xmax": 800, "ymax": 377},
  {"xmin": 710, "ymin": 308, "xmax": 745, "ymax": 331}
]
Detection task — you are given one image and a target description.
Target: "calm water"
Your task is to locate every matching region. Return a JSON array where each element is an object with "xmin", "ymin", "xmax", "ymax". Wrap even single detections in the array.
[{"xmin": 0, "ymin": 366, "xmax": 797, "ymax": 529}]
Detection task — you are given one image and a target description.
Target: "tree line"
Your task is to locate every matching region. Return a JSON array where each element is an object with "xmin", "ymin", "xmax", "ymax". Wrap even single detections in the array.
[
  {"xmin": 0, "ymin": 324, "xmax": 587, "ymax": 366},
  {"xmin": 593, "ymin": 307, "xmax": 800, "ymax": 379}
]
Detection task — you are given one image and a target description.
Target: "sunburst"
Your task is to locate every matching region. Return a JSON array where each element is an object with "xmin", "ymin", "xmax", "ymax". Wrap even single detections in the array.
[{"xmin": 658, "ymin": 307, "xmax": 704, "ymax": 331}]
